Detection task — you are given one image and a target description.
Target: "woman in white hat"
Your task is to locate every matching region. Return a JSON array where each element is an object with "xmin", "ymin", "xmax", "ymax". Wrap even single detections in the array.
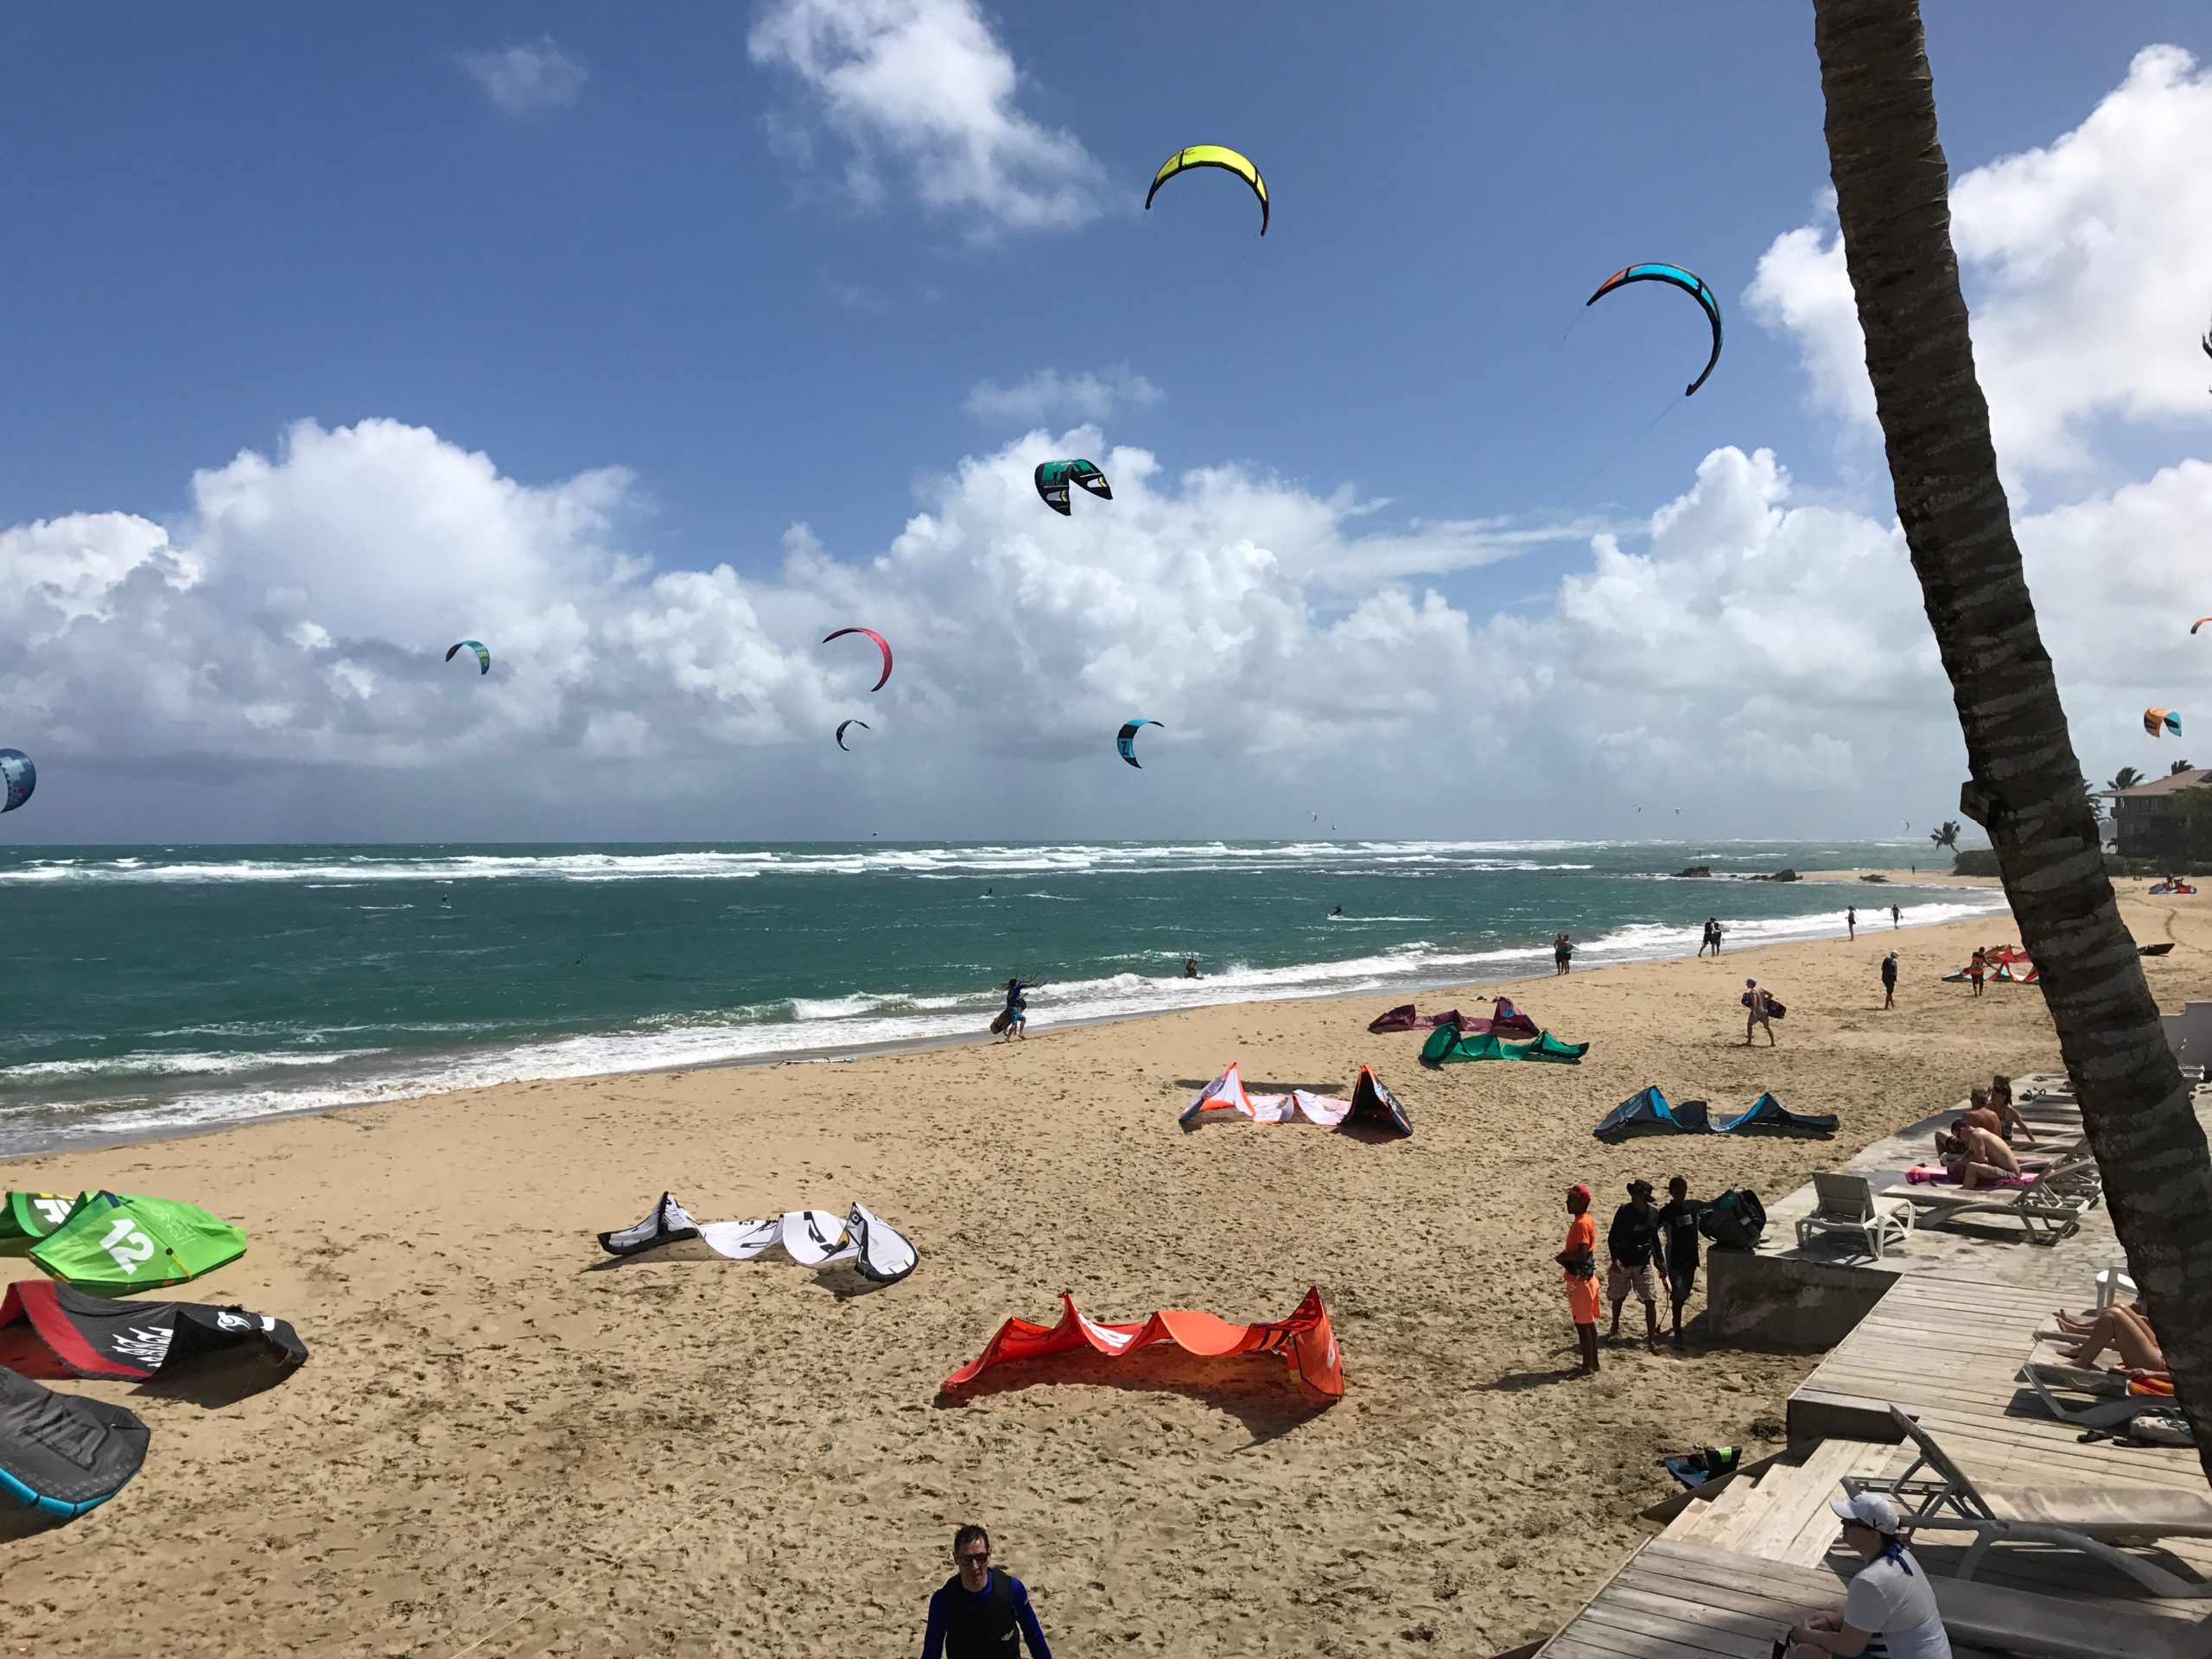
[{"xmin": 1780, "ymin": 1490, "xmax": 1950, "ymax": 1657}]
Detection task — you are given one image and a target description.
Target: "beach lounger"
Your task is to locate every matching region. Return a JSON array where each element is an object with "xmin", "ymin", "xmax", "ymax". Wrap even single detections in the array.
[
  {"xmin": 1879, "ymin": 1150, "xmax": 2102, "ymax": 1245},
  {"xmin": 1847, "ymin": 1404, "xmax": 2212, "ymax": 1598},
  {"xmin": 2016, "ymin": 1339, "xmax": 2167, "ymax": 1432},
  {"xmin": 1795, "ymin": 1172, "xmax": 1914, "ymax": 1261}
]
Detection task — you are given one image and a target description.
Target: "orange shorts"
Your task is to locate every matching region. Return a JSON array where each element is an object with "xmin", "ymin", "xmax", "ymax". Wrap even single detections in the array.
[{"xmin": 1566, "ymin": 1272, "xmax": 1602, "ymax": 1325}]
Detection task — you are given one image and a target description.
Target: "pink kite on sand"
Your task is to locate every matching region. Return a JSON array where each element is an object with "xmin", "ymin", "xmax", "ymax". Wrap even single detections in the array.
[
  {"xmin": 1368, "ymin": 995, "xmax": 1537, "ymax": 1038},
  {"xmin": 942, "ymin": 1287, "xmax": 1343, "ymax": 1399}
]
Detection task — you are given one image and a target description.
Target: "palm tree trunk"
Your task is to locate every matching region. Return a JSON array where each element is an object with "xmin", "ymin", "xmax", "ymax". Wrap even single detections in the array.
[{"xmin": 1812, "ymin": 0, "xmax": 2212, "ymax": 1477}]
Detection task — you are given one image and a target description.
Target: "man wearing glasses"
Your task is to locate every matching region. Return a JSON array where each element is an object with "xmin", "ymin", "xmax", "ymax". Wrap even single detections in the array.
[{"xmin": 922, "ymin": 1524, "xmax": 1053, "ymax": 1658}]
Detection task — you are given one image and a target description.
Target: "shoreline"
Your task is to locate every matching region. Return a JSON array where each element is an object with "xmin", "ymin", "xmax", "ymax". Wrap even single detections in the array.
[
  {"xmin": 4, "ymin": 889, "xmax": 2202, "ymax": 1655},
  {"xmin": 2, "ymin": 871, "xmax": 2010, "ymax": 1158}
]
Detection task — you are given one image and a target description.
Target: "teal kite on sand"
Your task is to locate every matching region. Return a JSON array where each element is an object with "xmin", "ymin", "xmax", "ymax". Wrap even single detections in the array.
[
  {"xmin": 1419, "ymin": 1027, "xmax": 1589, "ymax": 1067},
  {"xmin": 29, "ymin": 1192, "xmax": 247, "ymax": 1294}
]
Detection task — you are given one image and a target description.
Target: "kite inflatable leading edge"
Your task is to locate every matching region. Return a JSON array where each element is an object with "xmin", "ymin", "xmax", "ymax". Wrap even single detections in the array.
[
  {"xmin": 1116, "ymin": 718, "xmax": 1160, "ymax": 768},
  {"xmin": 1585, "ymin": 263, "xmax": 1723, "ymax": 396},
  {"xmin": 1034, "ymin": 460, "xmax": 1112, "ymax": 516},
  {"xmin": 445, "ymin": 640, "xmax": 491, "ymax": 675},
  {"xmin": 823, "ymin": 627, "xmax": 893, "ymax": 692},
  {"xmin": 1145, "ymin": 145, "xmax": 1268, "ymax": 235},
  {"xmin": 943, "ymin": 1286, "xmax": 1341, "ymax": 1398},
  {"xmin": 2146, "ymin": 706, "xmax": 2183, "ymax": 738}
]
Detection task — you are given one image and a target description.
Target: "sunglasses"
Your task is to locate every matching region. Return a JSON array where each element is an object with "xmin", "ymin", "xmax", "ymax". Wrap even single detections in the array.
[{"xmin": 957, "ymin": 1550, "xmax": 991, "ymax": 1565}]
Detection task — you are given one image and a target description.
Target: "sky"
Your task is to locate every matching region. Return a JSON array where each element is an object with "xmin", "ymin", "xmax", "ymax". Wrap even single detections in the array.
[{"xmin": 5, "ymin": 1, "xmax": 2212, "ymax": 844}]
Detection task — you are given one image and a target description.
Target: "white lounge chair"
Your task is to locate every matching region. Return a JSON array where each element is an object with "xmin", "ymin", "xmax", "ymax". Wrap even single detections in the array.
[
  {"xmin": 1879, "ymin": 1151, "xmax": 2103, "ymax": 1245},
  {"xmin": 1796, "ymin": 1171, "xmax": 1914, "ymax": 1260},
  {"xmin": 2016, "ymin": 1339, "xmax": 2172, "ymax": 1433},
  {"xmin": 1847, "ymin": 1405, "xmax": 2212, "ymax": 1598}
]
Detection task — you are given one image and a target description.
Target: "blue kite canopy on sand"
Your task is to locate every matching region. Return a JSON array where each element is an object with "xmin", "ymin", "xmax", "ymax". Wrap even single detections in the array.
[
  {"xmin": 1593, "ymin": 1086, "xmax": 1709, "ymax": 1141},
  {"xmin": 1419, "ymin": 1026, "xmax": 1589, "ymax": 1067},
  {"xmin": 1711, "ymin": 1092, "xmax": 1838, "ymax": 1138}
]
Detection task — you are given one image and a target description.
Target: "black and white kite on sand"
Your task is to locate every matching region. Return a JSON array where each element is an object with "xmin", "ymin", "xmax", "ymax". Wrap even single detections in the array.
[
  {"xmin": 0, "ymin": 1279, "xmax": 308, "ymax": 1381},
  {"xmin": 598, "ymin": 1196, "xmax": 918, "ymax": 1284},
  {"xmin": 0, "ymin": 1367, "xmax": 148, "ymax": 1522}
]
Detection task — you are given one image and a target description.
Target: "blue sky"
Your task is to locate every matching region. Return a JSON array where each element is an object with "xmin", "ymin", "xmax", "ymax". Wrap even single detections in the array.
[{"xmin": 5, "ymin": 3, "xmax": 2212, "ymax": 842}]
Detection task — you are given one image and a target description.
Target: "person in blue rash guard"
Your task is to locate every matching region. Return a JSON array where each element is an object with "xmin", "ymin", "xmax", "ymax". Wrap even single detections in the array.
[{"xmin": 923, "ymin": 1524, "xmax": 1052, "ymax": 1659}]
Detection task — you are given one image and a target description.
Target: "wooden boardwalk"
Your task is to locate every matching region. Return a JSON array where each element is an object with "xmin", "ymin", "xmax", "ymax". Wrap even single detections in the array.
[{"xmin": 1528, "ymin": 1077, "xmax": 2212, "ymax": 1658}]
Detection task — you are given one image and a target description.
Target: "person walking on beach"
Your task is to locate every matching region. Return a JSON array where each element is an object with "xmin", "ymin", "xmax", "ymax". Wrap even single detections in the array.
[
  {"xmin": 1743, "ymin": 979, "xmax": 1777, "ymax": 1046},
  {"xmin": 998, "ymin": 978, "xmax": 1037, "ymax": 1041},
  {"xmin": 1606, "ymin": 1179, "xmax": 1663, "ymax": 1352},
  {"xmin": 1967, "ymin": 947, "xmax": 1987, "ymax": 998},
  {"xmin": 1890, "ymin": 904, "xmax": 1901, "ymax": 929},
  {"xmin": 1880, "ymin": 950, "xmax": 1898, "ymax": 1010},
  {"xmin": 1557, "ymin": 1184, "xmax": 1601, "ymax": 1377},
  {"xmin": 1781, "ymin": 1492, "xmax": 1951, "ymax": 1659},
  {"xmin": 1698, "ymin": 918, "xmax": 1720, "ymax": 958},
  {"xmin": 1554, "ymin": 933, "xmax": 1574, "ymax": 976},
  {"xmin": 1846, "ymin": 906, "xmax": 1857, "ymax": 941},
  {"xmin": 922, "ymin": 1525, "xmax": 1053, "ymax": 1659},
  {"xmin": 1655, "ymin": 1177, "xmax": 1707, "ymax": 1345}
]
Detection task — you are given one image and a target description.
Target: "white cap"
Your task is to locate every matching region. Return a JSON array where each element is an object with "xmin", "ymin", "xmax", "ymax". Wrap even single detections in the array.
[{"xmin": 1830, "ymin": 1491, "xmax": 1901, "ymax": 1532}]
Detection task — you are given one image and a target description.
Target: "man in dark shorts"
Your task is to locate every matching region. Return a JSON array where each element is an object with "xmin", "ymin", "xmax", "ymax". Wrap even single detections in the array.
[
  {"xmin": 1880, "ymin": 950, "xmax": 1898, "ymax": 1010},
  {"xmin": 923, "ymin": 1524, "xmax": 1052, "ymax": 1659},
  {"xmin": 1606, "ymin": 1179, "xmax": 1663, "ymax": 1351},
  {"xmin": 1655, "ymin": 1176, "xmax": 1708, "ymax": 1344}
]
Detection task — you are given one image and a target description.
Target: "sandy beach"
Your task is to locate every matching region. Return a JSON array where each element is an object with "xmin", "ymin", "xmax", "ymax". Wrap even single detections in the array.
[{"xmin": 3, "ymin": 888, "xmax": 2208, "ymax": 1657}]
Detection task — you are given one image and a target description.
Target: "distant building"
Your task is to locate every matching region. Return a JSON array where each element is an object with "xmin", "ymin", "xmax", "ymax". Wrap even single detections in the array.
[{"xmin": 2108, "ymin": 768, "xmax": 2212, "ymax": 861}]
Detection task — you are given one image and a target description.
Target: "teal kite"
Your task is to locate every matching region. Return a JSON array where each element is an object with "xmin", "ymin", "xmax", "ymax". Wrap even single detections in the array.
[
  {"xmin": 1586, "ymin": 264, "xmax": 1723, "ymax": 396},
  {"xmin": 1034, "ymin": 461, "xmax": 1112, "ymax": 517},
  {"xmin": 446, "ymin": 640, "xmax": 491, "ymax": 675}
]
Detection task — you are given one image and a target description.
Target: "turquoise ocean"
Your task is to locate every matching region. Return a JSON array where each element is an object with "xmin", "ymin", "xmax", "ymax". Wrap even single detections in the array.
[{"xmin": 0, "ymin": 839, "xmax": 2003, "ymax": 1154}]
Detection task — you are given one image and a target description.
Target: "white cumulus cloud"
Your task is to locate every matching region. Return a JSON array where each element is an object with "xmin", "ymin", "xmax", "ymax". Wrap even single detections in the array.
[
  {"xmin": 1750, "ymin": 44, "xmax": 2212, "ymax": 478},
  {"xmin": 747, "ymin": 0, "xmax": 1106, "ymax": 234},
  {"xmin": 966, "ymin": 366, "xmax": 1162, "ymax": 424},
  {"xmin": 463, "ymin": 37, "xmax": 588, "ymax": 116}
]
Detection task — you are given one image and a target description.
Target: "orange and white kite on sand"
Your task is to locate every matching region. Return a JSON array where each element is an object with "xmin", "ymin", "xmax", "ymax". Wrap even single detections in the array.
[{"xmin": 942, "ymin": 1286, "xmax": 1343, "ymax": 1400}]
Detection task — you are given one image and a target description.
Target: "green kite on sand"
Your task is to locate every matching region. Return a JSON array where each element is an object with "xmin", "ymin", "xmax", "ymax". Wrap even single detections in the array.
[
  {"xmin": 1419, "ymin": 1027, "xmax": 1589, "ymax": 1066},
  {"xmin": 28, "ymin": 1192, "xmax": 247, "ymax": 1294},
  {"xmin": 0, "ymin": 1192, "xmax": 101, "ymax": 1248}
]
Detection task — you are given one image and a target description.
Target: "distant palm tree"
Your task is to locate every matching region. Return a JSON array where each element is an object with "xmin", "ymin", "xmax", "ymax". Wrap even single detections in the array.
[
  {"xmin": 1928, "ymin": 820, "xmax": 1961, "ymax": 851},
  {"xmin": 2107, "ymin": 766, "xmax": 2144, "ymax": 792},
  {"xmin": 2173, "ymin": 760, "xmax": 2196, "ymax": 777},
  {"xmin": 1815, "ymin": 0, "xmax": 2212, "ymax": 1472}
]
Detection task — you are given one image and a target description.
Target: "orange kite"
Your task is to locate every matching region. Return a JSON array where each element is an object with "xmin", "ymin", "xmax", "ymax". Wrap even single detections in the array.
[{"xmin": 942, "ymin": 1286, "xmax": 1343, "ymax": 1399}]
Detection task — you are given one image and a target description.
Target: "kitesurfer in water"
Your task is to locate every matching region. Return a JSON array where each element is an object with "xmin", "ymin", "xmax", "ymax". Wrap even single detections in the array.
[
  {"xmin": 922, "ymin": 1524, "xmax": 1053, "ymax": 1659},
  {"xmin": 1183, "ymin": 957, "xmax": 1200, "ymax": 978},
  {"xmin": 1332, "ymin": 904, "xmax": 1343, "ymax": 917}
]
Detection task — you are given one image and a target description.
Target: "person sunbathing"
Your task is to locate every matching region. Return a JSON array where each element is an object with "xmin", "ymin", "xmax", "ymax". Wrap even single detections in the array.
[
  {"xmin": 1958, "ymin": 1087, "xmax": 2005, "ymax": 1141},
  {"xmin": 1986, "ymin": 1073, "xmax": 2037, "ymax": 1144},
  {"xmin": 1934, "ymin": 1121, "xmax": 2020, "ymax": 1190},
  {"xmin": 2061, "ymin": 1302, "xmax": 2167, "ymax": 1381},
  {"xmin": 2055, "ymin": 1294, "xmax": 2144, "ymax": 1336}
]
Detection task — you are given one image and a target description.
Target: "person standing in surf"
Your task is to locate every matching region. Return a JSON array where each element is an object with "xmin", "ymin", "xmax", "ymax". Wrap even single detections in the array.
[{"xmin": 997, "ymin": 978, "xmax": 1037, "ymax": 1042}]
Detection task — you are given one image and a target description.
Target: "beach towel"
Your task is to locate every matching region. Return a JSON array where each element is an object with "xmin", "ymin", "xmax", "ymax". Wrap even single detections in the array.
[
  {"xmin": 1906, "ymin": 1165, "xmax": 2037, "ymax": 1188},
  {"xmin": 943, "ymin": 1286, "xmax": 1342, "ymax": 1400},
  {"xmin": 0, "ymin": 1280, "xmax": 308, "ymax": 1382}
]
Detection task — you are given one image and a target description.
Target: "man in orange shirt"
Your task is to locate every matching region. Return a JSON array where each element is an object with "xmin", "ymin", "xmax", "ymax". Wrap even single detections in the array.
[{"xmin": 1557, "ymin": 1183, "xmax": 1601, "ymax": 1376}]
